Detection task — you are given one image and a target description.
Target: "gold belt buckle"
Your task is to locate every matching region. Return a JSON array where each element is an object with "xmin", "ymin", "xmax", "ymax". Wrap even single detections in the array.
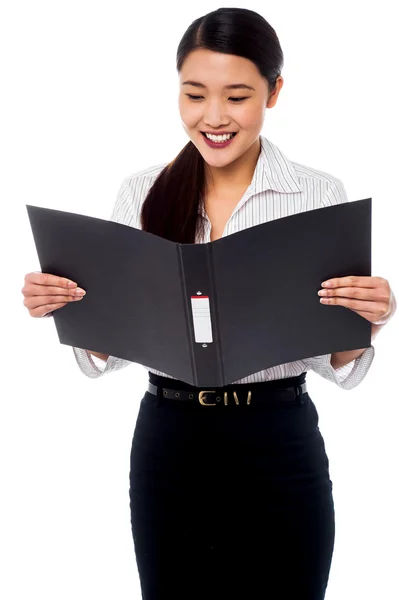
[
  {"xmin": 198, "ymin": 389, "xmax": 252, "ymax": 406},
  {"xmin": 198, "ymin": 390, "xmax": 217, "ymax": 406}
]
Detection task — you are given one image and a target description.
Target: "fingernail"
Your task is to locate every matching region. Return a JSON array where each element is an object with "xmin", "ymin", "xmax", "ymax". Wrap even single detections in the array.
[
  {"xmin": 68, "ymin": 281, "xmax": 77, "ymax": 288},
  {"xmin": 74, "ymin": 288, "xmax": 86, "ymax": 295}
]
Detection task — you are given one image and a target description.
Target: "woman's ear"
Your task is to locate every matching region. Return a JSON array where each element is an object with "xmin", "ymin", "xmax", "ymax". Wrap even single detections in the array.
[{"xmin": 267, "ymin": 76, "xmax": 284, "ymax": 109}]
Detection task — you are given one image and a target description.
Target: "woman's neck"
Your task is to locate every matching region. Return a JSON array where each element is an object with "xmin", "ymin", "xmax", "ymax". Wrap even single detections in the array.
[{"xmin": 205, "ymin": 136, "xmax": 261, "ymax": 194}]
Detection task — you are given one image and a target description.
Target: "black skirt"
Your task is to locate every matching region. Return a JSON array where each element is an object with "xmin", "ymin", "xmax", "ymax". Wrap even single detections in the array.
[{"xmin": 129, "ymin": 372, "xmax": 335, "ymax": 600}]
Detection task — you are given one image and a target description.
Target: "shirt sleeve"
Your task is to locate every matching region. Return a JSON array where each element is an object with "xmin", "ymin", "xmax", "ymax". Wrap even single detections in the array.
[
  {"xmin": 72, "ymin": 347, "xmax": 133, "ymax": 379},
  {"xmin": 303, "ymin": 345, "xmax": 375, "ymax": 390},
  {"xmin": 71, "ymin": 175, "xmax": 138, "ymax": 379},
  {"xmin": 302, "ymin": 176, "xmax": 376, "ymax": 389}
]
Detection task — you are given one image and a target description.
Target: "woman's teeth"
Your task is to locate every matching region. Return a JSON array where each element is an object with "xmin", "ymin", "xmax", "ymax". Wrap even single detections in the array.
[{"xmin": 204, "ymin": 132, "xmax": 235, "ymax": 142}]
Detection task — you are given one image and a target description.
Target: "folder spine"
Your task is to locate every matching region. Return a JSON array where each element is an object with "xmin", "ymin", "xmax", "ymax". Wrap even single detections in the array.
[
  {"xmin": 207, "ymin": 243, "xmax": 225, "ymax": 384},
  {"xmin": 176, "ymin": 244, "xmax": 197, "ymax": 384}
]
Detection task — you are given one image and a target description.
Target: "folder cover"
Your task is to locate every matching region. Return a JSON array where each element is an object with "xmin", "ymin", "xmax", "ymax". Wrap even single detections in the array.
[{"xmin": 26, "ymin": 198, "xmax": 372, "ymax": 386}]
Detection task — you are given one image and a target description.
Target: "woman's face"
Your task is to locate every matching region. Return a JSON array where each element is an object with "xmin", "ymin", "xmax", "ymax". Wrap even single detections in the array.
[{"xmin": 178, "ymin": 48, "xmax": 283, "ymax": 170}]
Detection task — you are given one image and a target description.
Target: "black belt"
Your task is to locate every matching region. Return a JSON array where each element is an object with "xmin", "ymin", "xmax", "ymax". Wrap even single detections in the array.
[{"xmin": 147, "ymin": 380, "xmax": 307, "ymax": 407}]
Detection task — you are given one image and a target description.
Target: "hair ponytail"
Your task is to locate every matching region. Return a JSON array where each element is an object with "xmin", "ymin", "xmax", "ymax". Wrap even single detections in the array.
[{"xmin": 140, "ymin": 141, "xmax": 207, "ymax": 244}]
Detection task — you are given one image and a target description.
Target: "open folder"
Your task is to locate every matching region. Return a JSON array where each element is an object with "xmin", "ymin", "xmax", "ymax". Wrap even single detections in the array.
[{"xmin": 26, "ymin": 198, "xmax": 372, "ymax": 387}]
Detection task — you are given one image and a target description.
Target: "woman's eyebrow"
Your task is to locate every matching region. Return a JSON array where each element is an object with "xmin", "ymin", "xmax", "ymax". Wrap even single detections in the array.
[{"xmin": 182, "ymin": 80, "xmax": 255, "ymax": 91}]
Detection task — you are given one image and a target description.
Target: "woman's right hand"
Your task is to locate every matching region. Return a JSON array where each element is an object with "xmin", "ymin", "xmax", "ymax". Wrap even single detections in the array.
[{"xmin": 22, "ymin": 272, "xmax": 86, "ymax": 318}]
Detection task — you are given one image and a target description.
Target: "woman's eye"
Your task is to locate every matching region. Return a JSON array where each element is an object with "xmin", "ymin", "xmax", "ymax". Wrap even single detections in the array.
[{"xmin": 186, "ymin": 94, "xmax": 248, "ymax": 103}]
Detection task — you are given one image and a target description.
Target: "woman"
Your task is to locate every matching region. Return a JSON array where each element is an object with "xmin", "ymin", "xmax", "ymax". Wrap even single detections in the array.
[{"xmin": 22, "ymin": 7, "xmax": 396, "ymax": 600}]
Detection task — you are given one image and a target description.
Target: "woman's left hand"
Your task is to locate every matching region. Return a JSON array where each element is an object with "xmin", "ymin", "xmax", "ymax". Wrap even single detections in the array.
[{"xmin": 318, "ymin": 276, "xmax": 396, "ymax": 326}]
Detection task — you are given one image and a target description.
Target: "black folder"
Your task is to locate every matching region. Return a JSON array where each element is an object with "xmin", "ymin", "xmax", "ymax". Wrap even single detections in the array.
[{"xmin": 26, "ymin": 198, "xmax": 372, "ymax": 386}]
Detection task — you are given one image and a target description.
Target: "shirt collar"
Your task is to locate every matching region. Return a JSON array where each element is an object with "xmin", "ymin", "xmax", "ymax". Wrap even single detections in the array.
[{"xmin": 250, "ymin": 135, "xmax": 302, "ymax": 195}]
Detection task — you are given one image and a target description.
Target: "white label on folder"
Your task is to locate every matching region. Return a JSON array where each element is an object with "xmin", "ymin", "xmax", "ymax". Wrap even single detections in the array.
[{"xmin": 190, "ymin": 296, "xmax": 213, "ymax": 343}]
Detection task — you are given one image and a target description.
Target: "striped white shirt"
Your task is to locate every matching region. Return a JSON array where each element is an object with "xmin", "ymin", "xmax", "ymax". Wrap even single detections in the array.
[{"xmin": 73, "ymin": 135, "xmax": 375, "ymax": 390}]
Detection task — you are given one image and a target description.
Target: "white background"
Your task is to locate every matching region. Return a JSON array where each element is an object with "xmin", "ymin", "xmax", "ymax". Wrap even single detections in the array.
[{"xmin": 1, "ymin": 1, "xmax": 398, "ymax": 598}]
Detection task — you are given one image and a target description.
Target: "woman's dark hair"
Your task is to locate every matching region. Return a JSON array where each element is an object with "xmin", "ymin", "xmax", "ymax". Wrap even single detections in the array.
[{"xmin": 140, "ymin": 7, "xmax": 284, "ymax": 243}]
